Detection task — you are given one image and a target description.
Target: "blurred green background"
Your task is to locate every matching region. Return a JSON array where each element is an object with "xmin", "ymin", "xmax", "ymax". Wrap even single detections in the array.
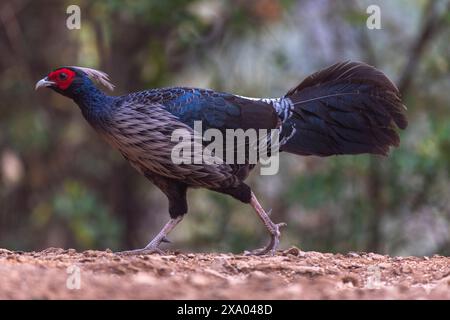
[{"xmin": 0, "ymin": 0, "xmax": 449, "ymax": 256}]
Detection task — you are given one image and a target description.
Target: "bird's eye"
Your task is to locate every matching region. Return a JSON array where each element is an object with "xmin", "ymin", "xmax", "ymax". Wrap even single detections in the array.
[{"xmin": 59, "ymin": 72, "xmax": 68, "ymax": 80}]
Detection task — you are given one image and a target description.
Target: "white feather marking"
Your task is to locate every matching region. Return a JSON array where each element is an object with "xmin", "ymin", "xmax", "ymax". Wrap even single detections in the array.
[
  {"xmin": 235, "ymin": 95, "xmax": 293, "ymax": 120},
  {"xmin": 70, "ymin": 66, "xmax": 115, "ymax": 91}
]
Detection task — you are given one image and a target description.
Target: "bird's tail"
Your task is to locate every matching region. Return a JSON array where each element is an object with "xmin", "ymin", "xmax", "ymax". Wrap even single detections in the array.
[{"xmin": 272, "ymin": 61, "xmax": 408, "ymax": 157}]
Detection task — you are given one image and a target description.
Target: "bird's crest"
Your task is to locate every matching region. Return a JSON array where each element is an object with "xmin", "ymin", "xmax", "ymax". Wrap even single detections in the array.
[{"xmin": 70, "ymin": 66, "xmax": 115, "ymax": 91}]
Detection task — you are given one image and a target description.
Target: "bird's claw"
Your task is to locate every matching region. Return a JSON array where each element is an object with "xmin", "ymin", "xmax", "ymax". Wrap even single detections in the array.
[
  {"xmin": 243, "ymin": 242, "xmax": 277, "ymax": 256},
  {"xmin": 116, "ymin": 246, "xmax": 165, "ymax": 256},
  {"xmin": 244, "ymin": 222, "xmax": 287, "ymax": 256},
  {"xmin": 160, "ymin": 236, "xmax": 171, "ymax": 243}
]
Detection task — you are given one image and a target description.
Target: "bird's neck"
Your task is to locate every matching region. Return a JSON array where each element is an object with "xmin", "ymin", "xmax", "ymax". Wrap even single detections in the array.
[{"xmin": 72, "ymin": 83, "xmax": 116, "ymax": 126}]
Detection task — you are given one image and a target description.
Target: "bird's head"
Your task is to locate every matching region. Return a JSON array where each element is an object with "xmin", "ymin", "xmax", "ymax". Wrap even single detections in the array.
[{"xmin": 35, "ymin": 66, "xmax": 115, "ymax": 98}]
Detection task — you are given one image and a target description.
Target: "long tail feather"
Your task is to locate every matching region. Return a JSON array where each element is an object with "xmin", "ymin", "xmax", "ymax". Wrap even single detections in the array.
[{"xmin": 279, "ymin": 61, "xmax": 407, "ymax": 156}]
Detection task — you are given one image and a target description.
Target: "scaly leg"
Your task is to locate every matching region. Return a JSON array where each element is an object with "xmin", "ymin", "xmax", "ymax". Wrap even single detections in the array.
[
  {"xmin": 118, "ymin": 216, "xmax": 183, "ymax": 255},
  {"xmin": 244, "ymin": 192, "xmax": 286, "ymax": 256}
]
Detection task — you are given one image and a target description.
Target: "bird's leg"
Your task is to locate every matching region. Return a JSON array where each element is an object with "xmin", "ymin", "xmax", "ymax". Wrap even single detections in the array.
[
  {"xmin": 244, "ymin": 192, "xmax": 286, "ymax": 256},
  {"xmin": 118, "ymin": 216, "xmax": 183, "ymax": 256}
]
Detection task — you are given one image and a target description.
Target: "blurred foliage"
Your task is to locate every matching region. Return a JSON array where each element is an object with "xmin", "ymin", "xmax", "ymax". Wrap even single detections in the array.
[{"xmin": 0, "ymin": 0, "xmax": 449, "ymax": 256}]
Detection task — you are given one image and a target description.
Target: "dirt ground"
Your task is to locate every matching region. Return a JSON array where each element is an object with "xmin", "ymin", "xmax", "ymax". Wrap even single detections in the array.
[{"xmin": 0, "ymin": 247, "xmax": 449, "ymax": 299}]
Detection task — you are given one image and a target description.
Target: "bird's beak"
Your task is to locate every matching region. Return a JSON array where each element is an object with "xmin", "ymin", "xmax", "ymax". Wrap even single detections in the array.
[{"xmin": 35, "ymin": 77, "xmax": 55, "ymax": 90}]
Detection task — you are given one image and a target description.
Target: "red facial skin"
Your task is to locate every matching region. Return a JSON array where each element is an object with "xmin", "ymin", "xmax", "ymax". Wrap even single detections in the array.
[{"xmin": 47, "ymin": 68, "xmax": 76, "ymax": 90}]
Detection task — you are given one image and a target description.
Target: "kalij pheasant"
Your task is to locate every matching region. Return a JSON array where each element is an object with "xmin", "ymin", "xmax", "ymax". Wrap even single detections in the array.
[{"xmin": 36, "ymin": 61, "xmax": 407, "ymax": 255}]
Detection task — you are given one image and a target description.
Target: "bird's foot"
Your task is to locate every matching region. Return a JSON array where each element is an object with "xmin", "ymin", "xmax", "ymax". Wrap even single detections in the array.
[
  {"xmin": 116, "ymin": 243, "xmax": 165, "ymax": 256},
  {"xmin": 116, "ymin": 217, "xmax": 182, "ymax": 256},
  {"xmin": 244, "ymin": 222, "xmax": 286, "ymax": 256}
]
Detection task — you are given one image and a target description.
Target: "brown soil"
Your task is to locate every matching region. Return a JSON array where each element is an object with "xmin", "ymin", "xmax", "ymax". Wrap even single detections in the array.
[{"xmin": 0, "ymin": 247, "xmax": 449, "ymax": 299}]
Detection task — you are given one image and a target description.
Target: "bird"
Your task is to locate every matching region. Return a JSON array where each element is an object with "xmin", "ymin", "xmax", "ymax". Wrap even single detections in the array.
[{"xmin": 35, "ymin": 61, "xmax": 407, "ymax": 255}]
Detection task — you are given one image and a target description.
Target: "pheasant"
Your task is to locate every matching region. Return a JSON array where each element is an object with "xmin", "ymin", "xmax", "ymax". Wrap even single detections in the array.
[{"xmin": 35, "ymin": 61, "xmax": 407, "ymax": 255}]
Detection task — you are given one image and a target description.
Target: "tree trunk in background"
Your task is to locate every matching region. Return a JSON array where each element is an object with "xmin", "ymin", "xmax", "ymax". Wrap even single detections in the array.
[
  {"xmin": 398, "ymin": 0, "xmax": 450, "ymax": 96},
  {"xmin": 0, "ymin": 0, "xmax": 78, "ymax": 249}
]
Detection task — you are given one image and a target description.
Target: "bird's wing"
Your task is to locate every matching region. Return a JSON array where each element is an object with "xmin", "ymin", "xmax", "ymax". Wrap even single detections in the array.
[
  {"xmin": 160, "ymin": 88, "xmax": 281, "ymax": 177},
  {"xmin": 102, "ymin": 100, "xmax": 240, "ymax": 189},
  {"xmin": 130, "ymin": 87, "xmax": 280, "ymax": 133},
  {"xmin": 120, "ymin": 88, "xmax": 280, "ymax": 180}
]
